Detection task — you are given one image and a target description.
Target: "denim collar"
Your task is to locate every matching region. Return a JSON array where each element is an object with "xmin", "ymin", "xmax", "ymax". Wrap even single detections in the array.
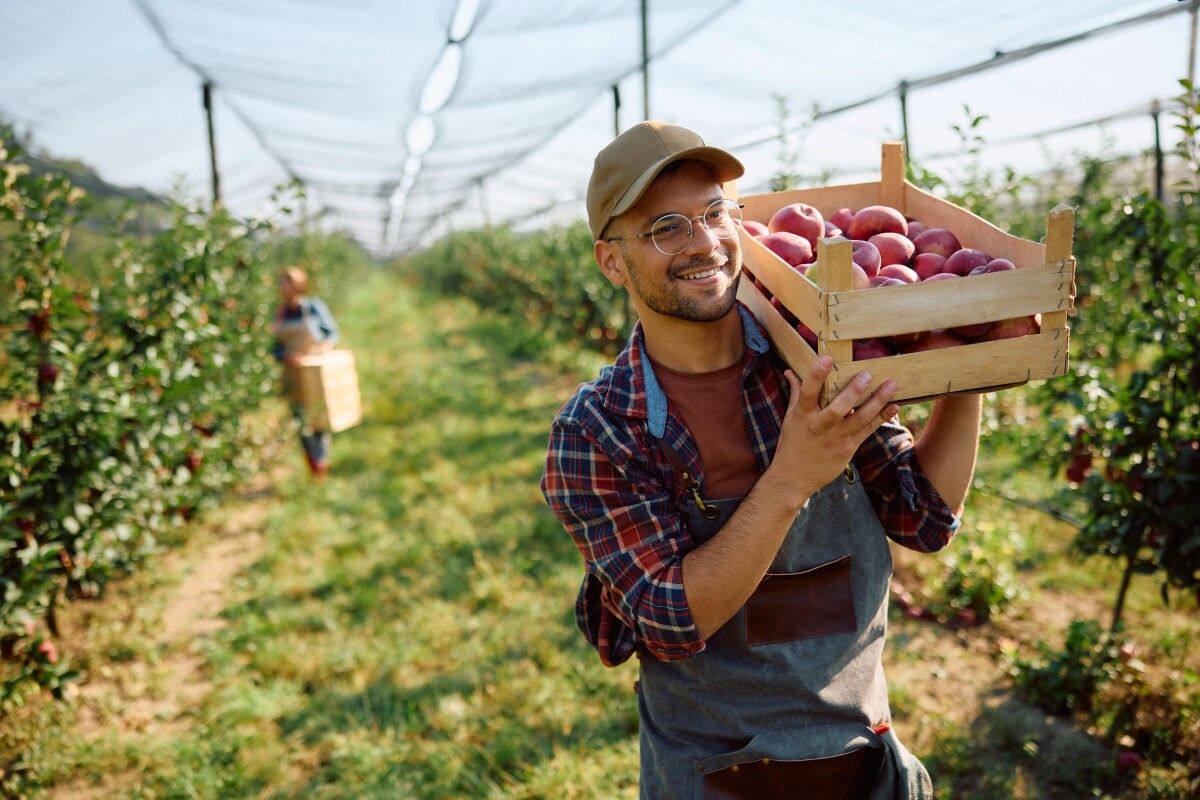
[{"xmin": 640, "ymin": 304, "xmax": 769, "ymax": 439}]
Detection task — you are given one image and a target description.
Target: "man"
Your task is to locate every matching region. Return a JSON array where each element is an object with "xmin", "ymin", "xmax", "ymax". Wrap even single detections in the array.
[{"xmin": 541, "ymin": 121, "xmax": 982, "ymax": 799}]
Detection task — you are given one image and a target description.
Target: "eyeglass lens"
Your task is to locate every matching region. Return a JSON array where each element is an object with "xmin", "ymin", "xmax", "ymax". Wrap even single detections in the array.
[{"xmin": 650, "ymin": 200, "xmax": 742, "ymax": 255}]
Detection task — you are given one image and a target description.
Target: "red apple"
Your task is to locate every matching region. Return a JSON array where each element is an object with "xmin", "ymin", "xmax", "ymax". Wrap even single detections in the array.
[
  {"xmin": 888, "ymin": 328, "xmax": 928, "ymax": 348},
  {"xmin": 953, "ymin": 608, "xmax": 979, "ymax": 627},
  {"xmin": 913, "ymin": 253, "xmax": 946, "ymax": 280},
  {"xmin": 983, "ymin": 314, "xmax": 1041, "ymax": 341},
  {"xmin": 824, "ymin": 221, "xmax": 842, "ymax": 237},
  {"xmin": 847, "ymin": 205, "xmax": 907, "ymax": 240},
  {"xmin": 912, "ymin": 228, "xmax": 962, "ymax": 258},
  {"xmin": 759, "ymin": 232, "xmax": 813, "ymax": 268},
  {"xmin": 37, "ymin": 362, "xmax": 58, "ymax": 388},
  {"xmin": 853, "ymin": 338, "xmax": 893, "ymax": 360},
  {"xmin": 951, "ymin": 320, "xmax": 993, "ymax": 340},
  {"xmin": 869, "ymin": 232, "xmax": 915, "ymax": 267},
  {"xmin": 921, "ymin": 272, "xmax": 960, "ymax": 283},
  {"xmin": 829, "ymin": 207, "xmax": 855, "ymax": 231},
  {"xmin": 849, "ymin": 263, "xmax": 871, "ymax": 290},
  {"xmin": 903, "ymin": 328, "xmax": 965, "ymax": 353},
  {"xmin": 850, "ymin": 239, "xmax": 881, "ymax": 277},
  {"xmin": 741, "ymin": 219, "xmax": 769, "ymax": 238},
  {"xmin": 878, "ymin": 264, "xmax": 919, "ymax": 283},
  {"xmin": 1116, "ymin": 750, "xmax": 1143, "ymax": 773},
  {"xmin": 805, "ymin": 261, "xmax": 871, "ymax": 290},
  {"xmin": 795, "ymin": 321, "xmax": 818, "ymax": 349},
  {"xmin": 870, "ymin": 276, "xmax": 908, "ymax": 288},
  {"xmin": 943, "ymin": 248, "xmax": 992, "ymax": 277},
  {"xmin": 36, "ymin": 640, "xmax": 58, "ymax": 664},
  {"xmin": 769, "ymin": 202, "xmax": 824, "ymax": 251},
  {"xmin": 906, "ymin": 220, "xmax": 928, "ymax": 238}
]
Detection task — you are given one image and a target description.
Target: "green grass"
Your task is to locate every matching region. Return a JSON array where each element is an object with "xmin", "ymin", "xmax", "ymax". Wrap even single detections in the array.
[
  {"xmin": 5, "ymin": 271, "xmax": 1196, "ymax": 799},
  {"xmin": 23, "ymin": 273, "xmax": 638, "ymax": 799}
]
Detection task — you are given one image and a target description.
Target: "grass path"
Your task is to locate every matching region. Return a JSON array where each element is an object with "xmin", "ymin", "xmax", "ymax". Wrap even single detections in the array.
[
  {"xmin": 34, "ymin": 273, "xmax": 641, "ymax": 799},
  {"xmin": 18, "ymin": 271, "xmax": 1196, "ymax": 799}
]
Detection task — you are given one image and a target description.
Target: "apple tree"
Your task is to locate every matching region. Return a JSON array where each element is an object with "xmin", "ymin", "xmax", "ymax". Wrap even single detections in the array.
[{"xmin": 1032, "ymin": 82, "xmax": 1200, "ymax": 631}]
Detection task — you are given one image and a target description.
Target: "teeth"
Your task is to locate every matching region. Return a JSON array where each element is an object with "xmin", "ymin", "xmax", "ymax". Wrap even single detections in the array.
[{"xmin": 679, "ymin": 268, "xmax": 720, "ymax": 281}]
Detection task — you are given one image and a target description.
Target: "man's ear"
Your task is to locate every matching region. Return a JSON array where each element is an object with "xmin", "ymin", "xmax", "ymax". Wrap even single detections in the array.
[{"xmin": 594, "ymin": 239, "xmax": 627, "ymax": 287}]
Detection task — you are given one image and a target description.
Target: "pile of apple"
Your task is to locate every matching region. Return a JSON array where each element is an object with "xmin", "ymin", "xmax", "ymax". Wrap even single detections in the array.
[{"xmin": 742, "ymin": 202, "xmax": 1040, "ymax": 361}]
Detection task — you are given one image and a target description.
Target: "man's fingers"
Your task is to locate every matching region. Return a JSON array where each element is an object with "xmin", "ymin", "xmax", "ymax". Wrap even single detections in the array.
[
  {"xmin": 783, "ymin": 369, "xmax": 802, "ymax": 416},
  {"xmin": 847, "ymin": 381, "xmax": 898, "ymax": 433},
  {"xmin": 794, "ymin": 356, "xmax": 833, "ymax": 410},
  {"xmin": 822, "ymin": 370, "xmax": 874, "ymax": 422}
]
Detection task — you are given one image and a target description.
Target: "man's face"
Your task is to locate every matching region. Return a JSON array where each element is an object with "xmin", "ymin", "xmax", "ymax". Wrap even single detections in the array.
[{"xmin": 600, "ymin": 161, "xmax": 742, "ymax": 323}]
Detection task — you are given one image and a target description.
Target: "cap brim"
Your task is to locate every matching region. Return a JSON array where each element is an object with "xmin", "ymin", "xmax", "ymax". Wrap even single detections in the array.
[{"xmin": 608, "ymin": 145, "xmax": 745, "ymax": 222}]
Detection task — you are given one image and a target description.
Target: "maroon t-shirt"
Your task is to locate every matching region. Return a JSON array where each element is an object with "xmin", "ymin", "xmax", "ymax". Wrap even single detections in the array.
[{"xmin": 649, "ymin": 353, "xmax": 761, "ymax": 500}]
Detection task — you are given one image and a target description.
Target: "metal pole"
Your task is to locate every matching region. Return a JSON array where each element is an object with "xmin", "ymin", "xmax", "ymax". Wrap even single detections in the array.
[
  {"xmin": 612, "ymin": 84, "xmax": 622, "ymax": 137},
  {"xmin": 475, "ymin": 176, "xmax": 489, "ymax": 224},
  {"xmin": 202, "ymin": 81, "xmax": 221, "ymax": 206},
  {"xmin": 640, "ymin": 0, "xmax": 650, "ymax": 120},
  {"xmin": 1189, "ymin": 2, "xmax": 1198, "ymax": 104},
  {"xmin": 1151, "ymin": 99, "xmax": 1164, "ymax": 203},
  {"xmin": 898, "ymin": 79, "xmax": 910, "ymax": 158}
]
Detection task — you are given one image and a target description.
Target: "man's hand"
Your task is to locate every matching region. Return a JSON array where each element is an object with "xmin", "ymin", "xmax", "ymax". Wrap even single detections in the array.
[
  {"xmin": 681, "ymin": 356, "xmax": 900, "ymax": 639},
  {"xmin": 284, "ymin": 355, "xmax": 303, "ymax": 368},
  {"xmin": 772, "ymin": 356, "xmax": 900, "ymax": 502}
]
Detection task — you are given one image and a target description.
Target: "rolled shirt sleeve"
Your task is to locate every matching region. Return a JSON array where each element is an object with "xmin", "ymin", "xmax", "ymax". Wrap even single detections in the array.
[
  {"xmin": 542, "ymin": 414, "xmax": 704, "ymax": 667},
  {"xmin": 854, "ymin": 418, "xmax": 961, "ymax": 553}
]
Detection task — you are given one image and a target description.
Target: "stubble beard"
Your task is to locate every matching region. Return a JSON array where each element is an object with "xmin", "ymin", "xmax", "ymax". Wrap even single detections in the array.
[{"xmin": 620, "ymin": 244, "xmax": 742, "ymax": 323}]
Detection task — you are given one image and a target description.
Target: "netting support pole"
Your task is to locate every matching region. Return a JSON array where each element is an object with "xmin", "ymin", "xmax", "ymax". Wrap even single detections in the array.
[
  {"xmin": 1151, "ymin": 99, "xmax": 1164, "ymax": 203},
  {"xmin": 641, "ymin": 0, "xmax": 650, "ymax": 120},
  {"xmin": 898, "ymin": 79, "xmax": 911, "ymax": 159},
  {"xmin": 477, "ymin": 178, "xmax": 490, "ymax": 226},
  {"xmin": 202, "ymin": 81, "xmax": 221, "ymax": 207},
  {"xmin": 612, "ymin": 85, "xmax": 622, "ymax": 137},
  {"xmin": 1189, "ymin": 1, "xmax": 1198, "ymax": 105}
]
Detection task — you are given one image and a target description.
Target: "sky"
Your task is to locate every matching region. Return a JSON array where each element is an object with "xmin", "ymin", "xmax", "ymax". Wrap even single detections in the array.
[{"xmin": 0, "ymin": 0, "xmax": 1189, "ymax": 255}]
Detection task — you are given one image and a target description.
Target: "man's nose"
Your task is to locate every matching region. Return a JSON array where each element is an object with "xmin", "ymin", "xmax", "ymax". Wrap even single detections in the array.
[{"xmin": 683, "ymin": 218, "xmax": 722, "ymax": 255}]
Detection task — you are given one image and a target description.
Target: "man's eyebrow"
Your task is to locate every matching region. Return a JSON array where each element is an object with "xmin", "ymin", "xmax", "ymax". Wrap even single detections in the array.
[{"xmin": 638, "ymin": 193, "xmax": 725, "ymax": 227}]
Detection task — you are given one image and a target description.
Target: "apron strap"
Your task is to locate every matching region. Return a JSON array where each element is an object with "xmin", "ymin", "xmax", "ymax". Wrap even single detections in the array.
[{"xmin": 654, "ymin": 437, "xmax": 720, "ymax": 520}]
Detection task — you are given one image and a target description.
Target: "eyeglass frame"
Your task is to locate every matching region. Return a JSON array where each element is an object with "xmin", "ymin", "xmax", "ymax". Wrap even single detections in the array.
[{"xmin": 603, "ymin": 198, "xmax": 746, "ymax": 256}]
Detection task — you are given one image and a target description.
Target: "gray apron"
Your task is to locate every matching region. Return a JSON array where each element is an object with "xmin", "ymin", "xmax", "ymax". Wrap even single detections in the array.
[{"xmin": 636, "ymin": 439, "xmax": 933, "ymax": 800}]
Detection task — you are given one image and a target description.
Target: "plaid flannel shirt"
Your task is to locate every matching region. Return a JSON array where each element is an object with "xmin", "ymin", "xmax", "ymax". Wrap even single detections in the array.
[{"xmin": 540, "ymin": 304, "xmax": 960, "ymax": 667}]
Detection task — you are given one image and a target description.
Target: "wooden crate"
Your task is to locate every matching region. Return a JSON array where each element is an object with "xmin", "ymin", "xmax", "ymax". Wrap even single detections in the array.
[
  {"xmin": 294, "ymin": 349, "xmax": 363, "ymax": 433},
  {"xmin": 735, "ymin": 142, "xmax": 1076, "ymax": 405}
]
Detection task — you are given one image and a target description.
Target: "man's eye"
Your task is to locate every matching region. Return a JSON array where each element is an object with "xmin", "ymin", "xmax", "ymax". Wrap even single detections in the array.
[{"xmin": 652, "ymin": 223, "xmax": 682, "ymax": 238}]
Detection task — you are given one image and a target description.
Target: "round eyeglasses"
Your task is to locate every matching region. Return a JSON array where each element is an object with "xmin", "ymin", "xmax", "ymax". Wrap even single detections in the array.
[{"xmin": 606, "ymin": 198, "xmax": 744, "ymax": 256}]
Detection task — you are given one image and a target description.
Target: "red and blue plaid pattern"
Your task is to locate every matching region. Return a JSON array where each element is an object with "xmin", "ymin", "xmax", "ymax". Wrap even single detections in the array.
[{"xmin": 541, "ymin": 305, "xmax": 959, "ymax": 667}]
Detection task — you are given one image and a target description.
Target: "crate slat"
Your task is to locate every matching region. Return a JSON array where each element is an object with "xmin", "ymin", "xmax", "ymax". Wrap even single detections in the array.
[
  {"xmin": 825, "ymin": 330, "xmax": 1070, "ymax": 402},
  {"xmin": 827, "ymin": 261, "xmax": 1073, "ymax": 340},
  {"xmin": 741, "ymin": 231, "xmax": 825, "ymax": 328},
  {"xmin": 736, "ymin": 279, "xmax": 817, "ymax": 374},
  {"xmin": 1043, "ymin": 204, "xmax": 1076, "ymax": 334},
  {"xmin": 739, "ymin": 181, "xmax": 881, "ymax": 225},
  {"xmin": 815, "ymin": 239, "xmax": 854, "ymax": 405},
  {"xmin": 903, "ymin": 185, "xmax": 1045, "ymax": 268}
]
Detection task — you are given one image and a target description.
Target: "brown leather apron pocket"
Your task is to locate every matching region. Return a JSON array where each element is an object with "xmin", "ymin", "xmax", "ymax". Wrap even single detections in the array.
[
  {"xmin": 745, "ymin": 555, "xmax": 856, "ymax": 646},
  {"xmin": 703, "ymin": 744, "xmax": 883, "ymax": 800}
]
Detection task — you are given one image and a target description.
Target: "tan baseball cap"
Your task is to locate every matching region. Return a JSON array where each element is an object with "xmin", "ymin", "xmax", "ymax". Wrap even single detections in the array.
[{"xmin": 586, "ymin": 121, "xmax": 744, "ymax": 241}]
